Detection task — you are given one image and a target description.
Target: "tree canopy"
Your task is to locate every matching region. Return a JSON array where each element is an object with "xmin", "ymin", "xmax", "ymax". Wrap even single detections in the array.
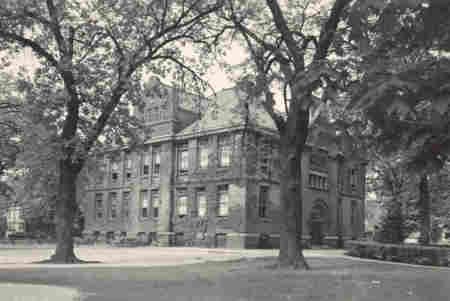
[
  {"xmin": 216, "ymin": 0, "xmax": 354, "ymax": 268},
  {"xmin": 347, "ymin": 0, "xmax": 450, "ymax": 172},
  {"xmin": 0, "ymin": 0, "xmax": 224, "ymax": 262}
]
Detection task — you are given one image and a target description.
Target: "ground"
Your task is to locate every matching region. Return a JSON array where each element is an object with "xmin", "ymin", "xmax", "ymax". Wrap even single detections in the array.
[{"xmin": 0, "ymin": 246, "xmax": 449, "ymax": 301}]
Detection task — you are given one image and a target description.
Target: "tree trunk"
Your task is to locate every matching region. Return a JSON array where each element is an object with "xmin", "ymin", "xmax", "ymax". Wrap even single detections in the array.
[
  {"xmin": 277, "ymin": 107, "xmax": 310, "ymax": 269},
  {"xmin": 49, "ymin": 159, "xmax": 82, "ymax": 263},
  {"xmin": 418, "ymin": 174, "xmax": 431, "ymax": 245}
]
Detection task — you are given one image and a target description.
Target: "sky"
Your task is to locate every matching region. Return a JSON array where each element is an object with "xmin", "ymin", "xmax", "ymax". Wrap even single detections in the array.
[{"xmin": 5, "ymin": 41, "xmax": 246, "ymax": 93}]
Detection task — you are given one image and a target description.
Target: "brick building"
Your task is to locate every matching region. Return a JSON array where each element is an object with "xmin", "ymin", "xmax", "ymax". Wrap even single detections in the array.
[{"xmin": 80, "ymin": 83, "xmax": 366, "ymax": 248}]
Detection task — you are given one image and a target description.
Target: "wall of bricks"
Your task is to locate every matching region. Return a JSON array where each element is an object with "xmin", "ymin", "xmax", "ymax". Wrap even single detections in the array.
[{"xmin": 81, "ymin": 89, "xmax": 366, "ymax": 248}]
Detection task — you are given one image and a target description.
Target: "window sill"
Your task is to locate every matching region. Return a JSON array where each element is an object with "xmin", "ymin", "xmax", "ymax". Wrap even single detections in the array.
[
  {"xmin": 308, "ymin": 186, "xmax": 329, "ymax": 192},
  {"xmin": 259, "ymin": 217, "xmax": 271, "ymax": 222},
  {"xmin": 177, "ymin": 174, "xmax": 189, "ymax": 180}
]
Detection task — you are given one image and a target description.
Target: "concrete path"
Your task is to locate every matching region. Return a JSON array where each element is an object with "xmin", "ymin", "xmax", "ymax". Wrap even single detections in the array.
[{"xmin": 0, "ymin": 246, "xmax": 345, "ymax": 269}]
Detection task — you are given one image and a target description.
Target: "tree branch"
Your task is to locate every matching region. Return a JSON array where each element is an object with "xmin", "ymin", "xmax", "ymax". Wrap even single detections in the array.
[
  {"xmin": 46, "ymin": 0, "xmax": 67, "ymax": 56},
  {"xmin": 23, "ymin": 7, "xmax": 52, "ymax": 28},
  {"xmin": 152, "ymin": 55, "xmax": 215, "ymax": 92},
  {"xmin": 313, "ymin": 0, "xmax": 350, "ymax": 62},
  {"xmin": 0, "ymin": 31, "xmax": 59, "ymax": 68},
  {"xmin": 265, "ymin": 0, "xmax": 304, "ymax": 70}
]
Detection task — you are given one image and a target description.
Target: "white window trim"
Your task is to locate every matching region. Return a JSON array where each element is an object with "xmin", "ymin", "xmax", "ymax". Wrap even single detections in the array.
[{"xmin": 217, "ymin": 185, "xmax": 229, "ymax": 217}]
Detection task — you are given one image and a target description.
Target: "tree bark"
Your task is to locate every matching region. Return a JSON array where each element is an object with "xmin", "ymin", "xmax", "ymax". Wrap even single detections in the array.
[
  {"xmin": 48, "ymin": 159, "xmax": 82, "ymax": 263},
  {"xmin": 277, "ymin": 107, "xmax": 310, "ymax": 269},
  {"xmin": 418, "ymin": 174, "xmax": 431, "ymax": 245}
]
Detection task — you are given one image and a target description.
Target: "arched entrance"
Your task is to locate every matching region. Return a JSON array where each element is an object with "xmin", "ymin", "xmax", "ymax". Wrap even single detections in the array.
[{"xmin": 310, "ymin": 200, "xmax": 329, "ymax": 245}]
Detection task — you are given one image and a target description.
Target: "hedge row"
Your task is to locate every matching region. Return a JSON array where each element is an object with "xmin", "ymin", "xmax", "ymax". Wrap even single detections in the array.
[{"xmin": 345, "ymin": 240, "xmax": 450, "ymax": 267}]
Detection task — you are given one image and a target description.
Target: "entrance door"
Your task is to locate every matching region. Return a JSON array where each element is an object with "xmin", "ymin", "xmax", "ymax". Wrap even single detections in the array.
[
  {"xmin": 310, "ymin": 200, "xmax": 329, "ymax": 246},
  {"xmin": 311, "ymin": 220, "xmax": 324, "ymax": 245}
]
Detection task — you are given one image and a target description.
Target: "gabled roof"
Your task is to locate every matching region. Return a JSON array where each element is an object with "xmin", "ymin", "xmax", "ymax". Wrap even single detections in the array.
[
  {"xmin": 143, "ymin": 76, "xmax": 205, "ymax": 112},
  {"xmin": 176, "ymin": 88, "xmax": 277, "ymax": 137}
]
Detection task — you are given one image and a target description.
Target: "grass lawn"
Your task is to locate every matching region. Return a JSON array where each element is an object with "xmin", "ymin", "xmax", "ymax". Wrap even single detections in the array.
[{"xmin": 0, "ymin": 256, "xmax": 449, "ymax": 301}]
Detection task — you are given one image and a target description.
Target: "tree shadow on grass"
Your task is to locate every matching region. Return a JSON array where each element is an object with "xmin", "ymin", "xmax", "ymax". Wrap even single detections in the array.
[{"xmin": 33, "ymin": 259, "xmax": 102, "ymax": 264}]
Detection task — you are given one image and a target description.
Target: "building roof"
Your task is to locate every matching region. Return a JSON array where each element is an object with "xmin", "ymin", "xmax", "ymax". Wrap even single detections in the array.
[
  {"xmin": 143, "ymin": 76, "xmax": 205, "ymax": 113},
  {"xmin": 176, "ymin": 88, "xmax": 278, "ymax": 138}
]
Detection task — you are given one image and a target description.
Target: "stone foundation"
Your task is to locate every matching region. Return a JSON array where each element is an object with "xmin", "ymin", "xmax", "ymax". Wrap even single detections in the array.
[{"xmin": 81, "ymin": 230, "xmax": 352, "ymax": 249}]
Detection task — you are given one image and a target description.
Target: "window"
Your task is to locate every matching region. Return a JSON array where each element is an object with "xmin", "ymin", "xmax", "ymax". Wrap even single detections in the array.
[
  {"xmin": 350, "ymin": 167, "xmax": 358, "ymax": 190},
  {"xmin": 111, "ymin": 158, "xmax": 120, "ymax": 183},
  {"xmin": 151, "ymin": 189, "xmax": 160, "ymax": 218},
  {"xmin": 218, "ymin": 135, "xmax": 232, "ymax": 167},
  {"xmin": 259, "ymin": 139, "xmax": 272, "ymax": 176},
  {"xmin": 152, "ymin": 106, "xmax": 160, "ymax": 121},
  {"xmin": 17, "ymin": 222, "xmax": 25, "ymax": 232},
  {"xmin": 198, "ymin": 139, "xmax": 209, "ymax": 169},
  {"xmin": 96, "ymin": 156, "xmax": 106, "ymax": 184},
  {"xmin": 48, "ymin": 204, "xmax": 56, "ymax": 222},
  {"xmin": 140, "ymin": 190, "xmax": 149, "ymax": 218},
  {"xmin": 122, "ymin": 191, "xmax": 130, "ymax": 218},
  {"xmin": 309, "ymin": 172, "xmax": 329, "ymax": 190},
  {"xmin": 195, "ymin": 188, "xmax": 207, "ymax": 217},
  {"xmin": 177, "ymin": 189, "xmax": 188, "ymax": 217},
  {"xmin": 125, "ymin": 152, "xmax": 132, "ymax": 181},
  {"xmin": 259, "ymin": 186, "xmax": 269, "ymax": 218},
  {"xmin": 146, "ymin": 107, "xmax": 161, "ymax": 123},
  {"xmin": 177, "ymin": 143, "xmax": 189, "ymax": 176},
  {"xmin": 217, "ymin": 185, "xmax": 229, "ymax": 216},
  {"xmin": 109, "ymin": 192, "xmax": 118, "ymax": 219},
  {"xmin": 161, "ymin": 103, "xmax": 169, "ymax": 120},
  {"xmin": 95, "ymin": 193, "xmax": 103, "ymax": 219},
  {"xmin": 152, "ymin": 146, "xmax": 161, "ymax": 177},
  {"xmin": 142, "ymin": 151, "xmax": 150, "ymax": 176}
]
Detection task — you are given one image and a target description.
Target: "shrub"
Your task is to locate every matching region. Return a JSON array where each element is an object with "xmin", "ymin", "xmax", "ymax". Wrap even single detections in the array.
[
  {"xmin": 377, "ymin": 201, "xmax": 408, "ymax": 244},
  {"xmin": 346, "ymin": 240, "xmax": 450, "ymax": 267}
]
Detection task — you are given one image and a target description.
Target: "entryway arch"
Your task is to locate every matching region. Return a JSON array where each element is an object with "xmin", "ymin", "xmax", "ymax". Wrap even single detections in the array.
[{"xmin": 309, "ymin": 199, "xmax": 329, "ymax": 245}]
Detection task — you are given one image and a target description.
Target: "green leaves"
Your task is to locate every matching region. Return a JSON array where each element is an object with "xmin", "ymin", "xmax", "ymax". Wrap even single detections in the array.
[
  {"xmin": 347, "ymin": 0, "xmax": 450, "ymax": 173},
  {"xmin": 0, "ymin": 0, "xmax": 225, "ymax": 224}
]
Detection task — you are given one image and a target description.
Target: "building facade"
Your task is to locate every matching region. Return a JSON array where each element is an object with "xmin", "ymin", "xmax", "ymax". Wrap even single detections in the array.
[
  {"xmin": 5, "ymin": 206, "xmax": 26, "ymax": 237},
  {"xmin": 81, "ymin": 84, "xmax": 366, "ymax": 248}
]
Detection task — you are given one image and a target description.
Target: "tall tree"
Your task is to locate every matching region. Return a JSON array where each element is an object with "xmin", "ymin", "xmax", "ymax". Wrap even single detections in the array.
[
  {"xmin": 347, "ymin": 0, "xmax": 450, "ymax": 244},
  {"xmin": 0, "ymin": 0, "xmax": 223, "ymax": 262},
  {"xmin": 219, "ymin": 0, "xmax": 352, "ymax": 268},
  {"xmin": 368, "ymin": 153, "xmax": 417, "ymax": 243},
  {"xmin": 0, "ymin": 72, "xmax": 21, "ymax": 197}
]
